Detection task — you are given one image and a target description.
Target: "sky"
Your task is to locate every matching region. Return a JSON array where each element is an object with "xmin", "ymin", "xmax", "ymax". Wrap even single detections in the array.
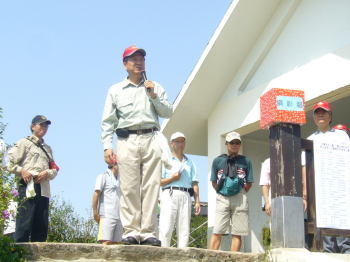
[{"xmin": 0, "ymin": 0, "xmax": 233, "ymax": 216}]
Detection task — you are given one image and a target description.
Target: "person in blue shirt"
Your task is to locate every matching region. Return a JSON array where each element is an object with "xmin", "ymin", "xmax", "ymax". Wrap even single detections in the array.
[{"xmin": 159, "ymin": 132, "xmax": 201, "ymax": 248}]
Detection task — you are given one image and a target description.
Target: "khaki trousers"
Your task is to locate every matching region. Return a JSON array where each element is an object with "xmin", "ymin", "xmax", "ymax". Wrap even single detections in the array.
[{"xmin": 117, "ymin": 133, "xmax": 162, "ymax": 242}]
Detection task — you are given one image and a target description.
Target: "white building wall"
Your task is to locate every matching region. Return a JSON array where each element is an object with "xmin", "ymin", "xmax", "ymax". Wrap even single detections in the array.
[
  {"xmin": 207, "ymin": 0, "xmax": 350, "ymax": 253},
  {"xmin": 245, "ymin": 0, "xmax": 350, "ymax": 92},
  {"xmin": 240, "ymin": 138, "xmax": 270, "ymax": 253}
]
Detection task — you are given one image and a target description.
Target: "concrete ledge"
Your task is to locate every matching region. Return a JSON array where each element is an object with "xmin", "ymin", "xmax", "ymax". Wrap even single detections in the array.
[
  {"xmin": 271, "ymin": 248, "xmax": 350, "ymax": 262},
  {"xmin": 17, "ymin": 243, "xmax": 263, "ymax": 262}
]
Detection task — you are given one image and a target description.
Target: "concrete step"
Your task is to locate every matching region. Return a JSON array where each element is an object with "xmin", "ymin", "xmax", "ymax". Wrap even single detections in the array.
[{"xmin": 17, "ymin": 242, "xmax": 262, "ymax": 262}]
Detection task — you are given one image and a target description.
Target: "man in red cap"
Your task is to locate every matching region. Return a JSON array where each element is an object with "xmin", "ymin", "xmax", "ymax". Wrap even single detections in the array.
[
  {"xmin": 302, "ymin": 101, "xmax": 350, "ymax": 253},
  {"xmin": 334, "ymin": 124, "xmax": 349, "ymax": 137},
  {"xmin": 101, "ymin": 45, "xmax": 173, "ymax": 246}
]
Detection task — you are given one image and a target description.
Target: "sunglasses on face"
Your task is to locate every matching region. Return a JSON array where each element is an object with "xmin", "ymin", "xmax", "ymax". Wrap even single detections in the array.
[{"xmin": 228, "ymin": 141, "xmax": 241, "ymax": 145}]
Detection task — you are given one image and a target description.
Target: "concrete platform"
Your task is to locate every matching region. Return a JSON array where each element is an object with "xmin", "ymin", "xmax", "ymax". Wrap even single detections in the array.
[
  {"xmin": 270, "ymin": 248, "xmax": 350, "ymax": 262},
  {"xmin": 17, "ymin": 243, "xmax": 263, "ymax": 262}
]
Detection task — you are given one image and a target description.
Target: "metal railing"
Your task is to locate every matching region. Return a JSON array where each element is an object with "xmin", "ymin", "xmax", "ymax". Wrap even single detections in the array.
[{"xmin": 171, "ymin": 221, "xmax": 208, "ymax": 248}]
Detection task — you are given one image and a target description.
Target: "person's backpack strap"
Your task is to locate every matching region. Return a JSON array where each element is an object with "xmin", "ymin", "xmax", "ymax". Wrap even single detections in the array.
[{"xmin": 26, "ymin": 137, "xmax": 51, "ymax": 162}]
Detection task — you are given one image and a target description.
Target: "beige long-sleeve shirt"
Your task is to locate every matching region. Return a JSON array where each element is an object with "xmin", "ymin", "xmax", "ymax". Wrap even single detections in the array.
[
  {"xmin": 8, "ymin": 135, "xmax": 58, "ymax": 198},
  {"xmin": 101, "ymin": 78, "xmax": 173, "ymax": 150}
]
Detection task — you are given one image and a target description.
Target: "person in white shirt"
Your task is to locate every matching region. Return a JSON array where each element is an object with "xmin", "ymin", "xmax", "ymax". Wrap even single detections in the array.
[
  {"xmin": 93, "ymin": 157, "xmax": 123, "ymax": 245},
  {"xmin": 1, "ymin": 139, "xmax": 17, "ymax": 238},
  {"xmin": 302, "ymin": 101, "xmax": 350, "ymax": 254},
  {"xmin": 1, "ymin": 139, "xmax": 10, "ymax": 170},
  {"xmin": 260, "ymin": 158, "xmax": 307, "ymax": 217},
  {"xmin": 334, "ymin": 124, "xmax": 349, "ymax": 137},
  {"xmin": 159, "ymin": 132, "xmax": 200, "ymax": 248}
]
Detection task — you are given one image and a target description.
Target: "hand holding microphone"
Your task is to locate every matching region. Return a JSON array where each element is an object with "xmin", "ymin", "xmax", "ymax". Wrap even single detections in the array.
[
  {"xmin": 141, "ymin": 70, "xmax": 157, "ymax": 98},
  {"xmin": 141, "ymin": 70, "xmax": 150, "ymax": 92}
]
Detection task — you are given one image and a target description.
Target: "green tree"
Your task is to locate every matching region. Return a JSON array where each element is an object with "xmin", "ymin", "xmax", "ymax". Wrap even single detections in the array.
[
  {"xmin": 259, "ymin": 221, "xmax": 272, "ymax": 262},
  {"xmin": 47, "ymin": 194, "xmax": 98, "ymax": 243}
]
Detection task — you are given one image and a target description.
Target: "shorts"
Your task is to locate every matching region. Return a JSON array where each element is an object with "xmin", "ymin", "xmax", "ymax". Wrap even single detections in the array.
[
  {"xmin": 213, "ymin": 189, "xmax": 249, "ymax": 236},
  {"xmin": 98, "ymin": 217, "xmax": 123, "ymax": 242}
]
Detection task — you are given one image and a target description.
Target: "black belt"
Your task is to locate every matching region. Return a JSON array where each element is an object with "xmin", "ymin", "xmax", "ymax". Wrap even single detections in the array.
[
  {"xmin": 165, "ymin": 187, "xmax": 191, "ymax": 193},
  {"xmin": 128, "ymin": 127, "xmax": 158, "ymax": 135}
]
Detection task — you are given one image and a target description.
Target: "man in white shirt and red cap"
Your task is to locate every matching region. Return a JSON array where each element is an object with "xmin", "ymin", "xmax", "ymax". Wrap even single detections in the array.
[
  {"xmin": 334, "ymin": 124, "xmax": 349, "ymax": 137},
  {"xmin": 302, "ymin": 101, "xmax": 350, "ymax": 253}
]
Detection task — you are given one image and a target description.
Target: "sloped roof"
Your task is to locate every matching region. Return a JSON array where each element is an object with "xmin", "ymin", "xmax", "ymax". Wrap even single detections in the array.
[{"xmin": 161, "ymin": 0, "xmax": 283, "ymax": 156}]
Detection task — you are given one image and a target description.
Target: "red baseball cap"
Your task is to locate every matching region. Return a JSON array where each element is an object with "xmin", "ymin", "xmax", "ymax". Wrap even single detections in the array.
[
  {"xmin": 313, "ymin": 101, "xmax": 332, "ymax": 113},
  {"xmin": 334, "ymin": 124, "xmax": 348, "ymax": 133},
  {"xmin": 123, "ymin": 45, "xmax": 146, "ymax": 62}
]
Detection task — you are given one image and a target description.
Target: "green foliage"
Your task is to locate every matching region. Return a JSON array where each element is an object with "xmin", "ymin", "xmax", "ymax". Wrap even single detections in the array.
[
  {"xmin": 170, "ymin": 213, "xmax": 208, "ymax": 248},
  {"xmin": 0, "ymin": 108, "xmax": 7, "ymax": 141},
  {"xmin": 261, "ymin": 223, "xmax": 271, "ymax": 249},
  {"xmin": 47, "ymin": 195, "xmax": 98, "ymax": 243},
  {"xmin": 0, "ymin": 235, "xmax": 28, "ymax": 262},
  {"xmin": 259, "ymin": 221, "xmax": 272, "ymax": 262}
]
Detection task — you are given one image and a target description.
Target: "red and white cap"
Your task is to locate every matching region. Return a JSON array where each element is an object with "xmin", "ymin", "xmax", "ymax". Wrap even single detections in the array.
[
  {"xmin": 313, "ymin": 101, "xmax": 332, "ymax": 113},
  {"xmin": 334, "ymin": 124, "xmax": 348, "ymax": 133},
  {"xmin": 123, "ymin": 45, "xmax": 146, "ymax": 62}
]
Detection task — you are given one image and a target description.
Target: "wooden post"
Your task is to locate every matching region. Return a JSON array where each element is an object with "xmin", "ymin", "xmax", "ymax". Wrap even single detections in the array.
[
  {"xmin": 270, "ymin": 123, "xmax": 304, "ymax": 248},
  {"xmin": 260, "ymin": 88, "xmax": 306, "ymax": 249},
  {"xmin": 270, "ymin": 123, "xmax": 303, "ymax": 198}
]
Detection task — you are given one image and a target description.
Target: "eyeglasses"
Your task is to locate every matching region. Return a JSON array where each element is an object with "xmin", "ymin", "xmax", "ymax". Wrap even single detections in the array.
[
  {"xmin": 173, "ymin": 141, "xmax": 185, "ymax": 145},
  {"xmin": 128, "ymin": 57, "xmax": 145, "ymax": 64},
  {"xmin": 228, "ymin": 141, "xmax": 241, "ymax": 145}
]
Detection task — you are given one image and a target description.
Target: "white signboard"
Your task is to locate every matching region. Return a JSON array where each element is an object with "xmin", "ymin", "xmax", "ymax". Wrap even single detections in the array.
[{"xmin": 314, "ymin": 140, "xmax": 350, "ymax": 229}]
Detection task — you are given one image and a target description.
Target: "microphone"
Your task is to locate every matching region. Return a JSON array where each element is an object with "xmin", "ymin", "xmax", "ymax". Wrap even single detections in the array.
[{"xmin": 141, "ymin": 70, "xmax": 151, "ymax": 92}]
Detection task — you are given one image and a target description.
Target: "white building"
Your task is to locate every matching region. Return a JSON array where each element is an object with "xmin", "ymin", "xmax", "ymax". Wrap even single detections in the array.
[{"xmin": 161, "ymin": 0, "xmax": 350, "ymax": 253}]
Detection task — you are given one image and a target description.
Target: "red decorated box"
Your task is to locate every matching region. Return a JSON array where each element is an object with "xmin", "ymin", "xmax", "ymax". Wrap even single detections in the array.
[{"xmin": 260, "ymin": 88, "xmax": 306, "ymax": 130}]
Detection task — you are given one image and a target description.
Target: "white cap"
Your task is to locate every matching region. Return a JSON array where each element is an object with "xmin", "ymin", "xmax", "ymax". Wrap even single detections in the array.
[
  {"xmin": 226, "ymin": 132, "xmax": 241, "ymax": 142},
  {"xmin": 170, "ymin": 132, "xmax": 186, "ymax": 142}
]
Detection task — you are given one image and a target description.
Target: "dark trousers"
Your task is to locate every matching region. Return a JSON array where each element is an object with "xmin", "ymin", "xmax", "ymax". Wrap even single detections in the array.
[
  {"xmin": 324, "ymin": 236, "xmax": 350, "ymax": 254},
  {"xmin": 15, "ymin": 180, "xmax": 49, "ymax": 242}
]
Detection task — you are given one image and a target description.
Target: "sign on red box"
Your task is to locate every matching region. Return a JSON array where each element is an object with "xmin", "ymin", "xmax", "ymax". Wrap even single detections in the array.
[{"xmin": 260, "ymin": 88, "xmax": 306, "ymax": 130}]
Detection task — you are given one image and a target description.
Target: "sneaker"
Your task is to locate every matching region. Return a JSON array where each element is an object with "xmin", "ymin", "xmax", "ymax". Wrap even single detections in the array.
[{"xmin": 140, "ymin": 237, "xmax": 161, "ymax": 246}]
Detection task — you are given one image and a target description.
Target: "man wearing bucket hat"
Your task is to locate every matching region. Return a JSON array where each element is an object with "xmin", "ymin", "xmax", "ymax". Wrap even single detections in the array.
[
  {"xmin": 101, "ymin": 45, "xmax": 173, "ymax": 246},
  {"xmin": 302, "ymin": 101, "xmax": 350, "ymax": 253},
  {"xmin": 159, "ymin": 132, "xmax": 200, "ymax": 248},
  {"xmin": 209, "ymin": 132, "xmax": 254, "ymax": 252},
  {"xmin": 8, "ymin": 115, "xmax": 59, "ymax": 242}
]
